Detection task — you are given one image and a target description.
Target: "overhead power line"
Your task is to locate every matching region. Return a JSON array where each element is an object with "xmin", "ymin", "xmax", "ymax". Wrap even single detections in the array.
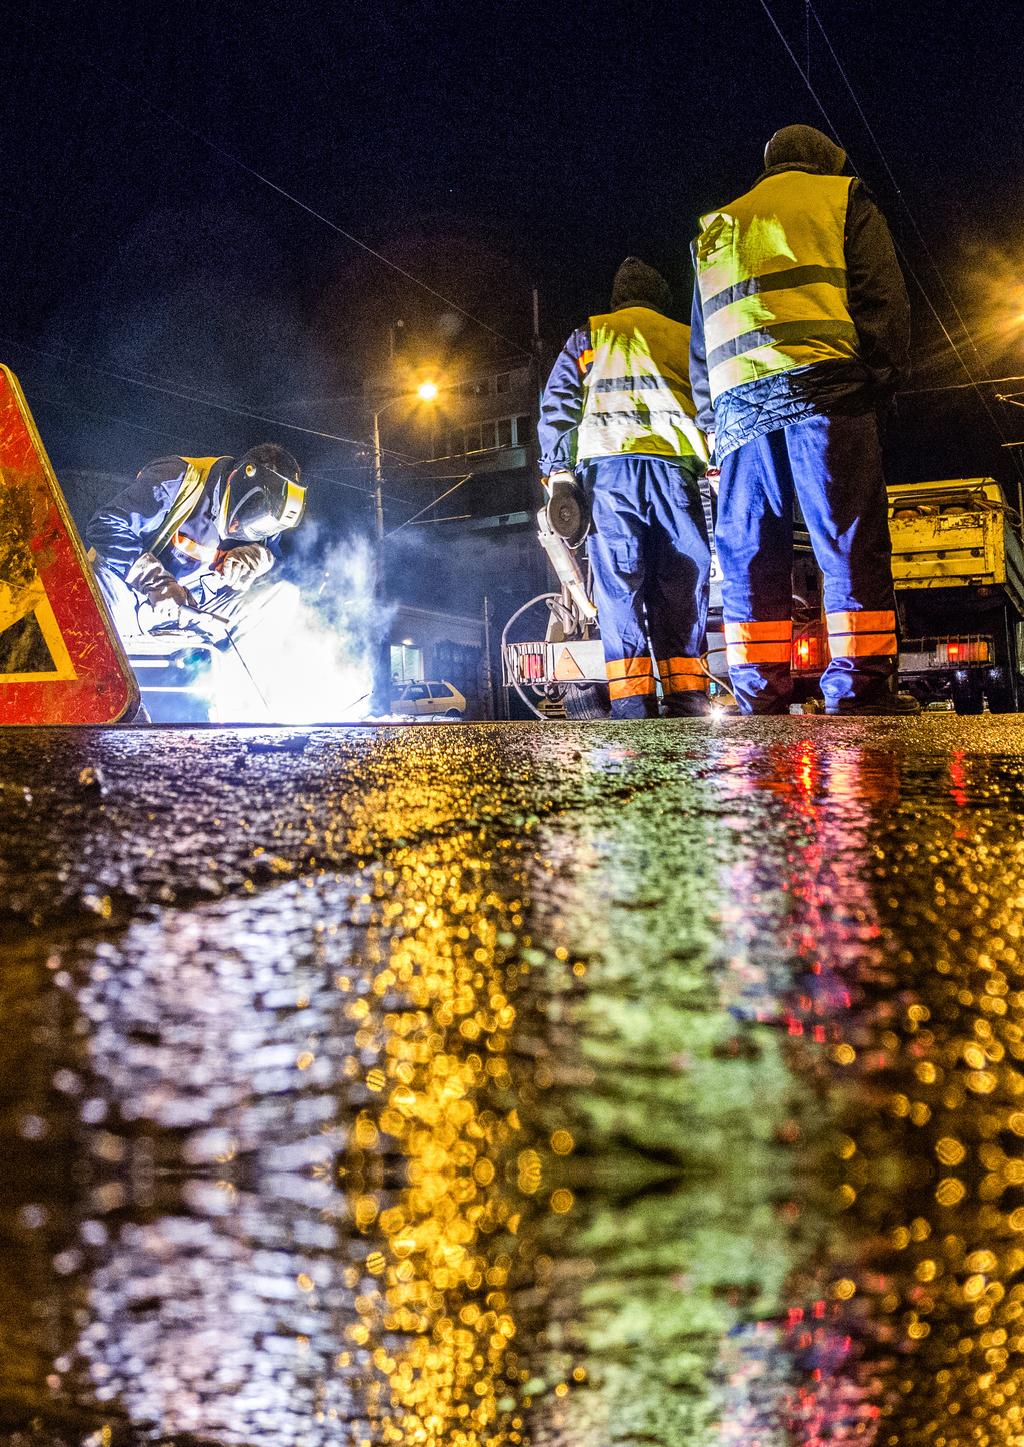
[
  {"xmin": 902, "ymin": 374, "xmax": 1024, "ymax": 396},
  {"xmin": 73, "ymin": 51, "xmax": 531, "ymax": 360},
  {"xmin": 0, "ymin": 332, "xmax": 417, "ymax": 463},
  {"xmin": 386, "ymin": 474, "xmax": 475, "ymax": 537},
  {"xmin": 757, "ymin": 0, "xmax": 1024, "ymax": 482}
]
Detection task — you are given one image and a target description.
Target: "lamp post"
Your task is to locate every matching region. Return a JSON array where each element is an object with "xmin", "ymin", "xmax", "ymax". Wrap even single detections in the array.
[{"xmin": 368, "ymin": 379, "xmax": 441, "ymax": 714}]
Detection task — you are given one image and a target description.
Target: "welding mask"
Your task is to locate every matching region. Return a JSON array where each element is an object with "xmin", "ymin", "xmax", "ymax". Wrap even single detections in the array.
[{"xmin": 224, "ymin": 452, "xmax": 306, "ymax": 542}]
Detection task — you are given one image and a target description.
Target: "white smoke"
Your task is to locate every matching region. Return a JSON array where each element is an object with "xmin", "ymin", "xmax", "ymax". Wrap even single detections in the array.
[{"xmin": 206, "ymin": 530, "xmax": 389, "ymax": 724}]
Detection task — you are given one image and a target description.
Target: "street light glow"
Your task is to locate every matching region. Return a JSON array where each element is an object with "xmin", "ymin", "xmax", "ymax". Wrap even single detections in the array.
[{"xmin": 417, "ymin": 379, "xmax": 439, "ymax": 401}]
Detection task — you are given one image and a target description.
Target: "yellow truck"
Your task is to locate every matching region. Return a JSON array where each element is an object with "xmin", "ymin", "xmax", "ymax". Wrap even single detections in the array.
[{"xmin": 888, "ymin": 478, "xmax": 1024, "ymax": 712}]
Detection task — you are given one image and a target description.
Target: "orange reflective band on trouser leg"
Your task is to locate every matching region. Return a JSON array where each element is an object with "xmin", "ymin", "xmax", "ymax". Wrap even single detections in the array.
[
  {"xmin": 606, "ymin": 656, "xmax": 656, "ymax": 700},
  {"xmin": 657, "ymin": 656, "xmax": 706, "ymax": 693},
  {"xmin": 826, "ymin": 610, "xmax": 898, "ymax": 659},
  {"xmin": 724, "ymin": 619, "xmax": 793, "ymax": 668}
]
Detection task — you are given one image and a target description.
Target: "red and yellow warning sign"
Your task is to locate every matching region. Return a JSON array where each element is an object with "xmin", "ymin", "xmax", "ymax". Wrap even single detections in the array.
[{"xmin": 0, "ymin": 365, "xmax": 138, "ymax": 724}]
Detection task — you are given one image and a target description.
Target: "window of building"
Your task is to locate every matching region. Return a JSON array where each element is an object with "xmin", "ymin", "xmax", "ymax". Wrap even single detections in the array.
[
  {"xmin": 391, "ymin": 644, "xmax": 423, "ymax": 683},
  {"xmin": 496, "ymin": 417, "xmax": 513, "ymax": 448},
  {"xmin": 513, "ymin": 415, "xmax": 532, "ymax": 446},
  {"xmin": 495, "ymin": 372, "xmax": 510, "ymax": 395},
  {"xmin": 465, "ymin": 422, "xmax": 483, "ymax": 452}
]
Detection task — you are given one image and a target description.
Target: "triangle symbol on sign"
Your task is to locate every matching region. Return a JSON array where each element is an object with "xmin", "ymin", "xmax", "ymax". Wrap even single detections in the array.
[
  {"xmin": 555, "ymin": 646, "xmax": 586, "ymax": 681},
  {"xmin": 0, "ymin": 597, "xmax": 78, "ymax": 682}
]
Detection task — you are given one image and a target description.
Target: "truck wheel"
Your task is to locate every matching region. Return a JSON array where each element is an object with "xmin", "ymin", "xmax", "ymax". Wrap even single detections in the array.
[
  {"xmin": 984, "ymin": 676, "xmax": 1018, "ymax": 714},
  {"xmin": 563, "ymin": 682, "xmax": 612, "ymax": 720},
  {"xmin": 951, "ymin": 674, "xmax": 984, "ymax": 715}
]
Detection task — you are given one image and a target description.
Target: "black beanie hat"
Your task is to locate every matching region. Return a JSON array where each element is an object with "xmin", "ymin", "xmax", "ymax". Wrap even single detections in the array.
[
  {"xmin": 763, "ymin": 124, "xmax": 847, "ymax": 174},
  {"xmin": 610, "ymin": 257, "xmax": 673, "ymax": 314}
]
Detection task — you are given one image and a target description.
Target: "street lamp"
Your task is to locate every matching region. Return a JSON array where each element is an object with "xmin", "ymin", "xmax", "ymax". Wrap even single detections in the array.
[
  {"xmin": 369, "ymin": 380, "xmax": 442, "ymax": 712},
  {"xmin": 370, "ymin": 380, "xmax": 443, "ymax": 549}
]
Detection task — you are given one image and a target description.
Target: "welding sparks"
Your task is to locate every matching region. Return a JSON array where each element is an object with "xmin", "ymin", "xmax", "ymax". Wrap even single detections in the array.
[{"xmin": 201, "ymin": 535, "xmax": 382, "ymax": 723}]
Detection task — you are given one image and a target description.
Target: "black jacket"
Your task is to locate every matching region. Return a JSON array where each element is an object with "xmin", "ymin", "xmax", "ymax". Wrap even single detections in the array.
[{"xmin": 689, "ymin": 163, "xmax": 911, "ymax": 458}]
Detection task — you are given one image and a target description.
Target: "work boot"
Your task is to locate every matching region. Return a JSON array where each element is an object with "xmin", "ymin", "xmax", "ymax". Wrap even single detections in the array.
[
  {"xmin": 661, "ymin": 696, "xmax": 710, "ymax": 719},
  {"xmin": 825, "ymin": 693, "xmax": 921, "ymax": 717}
]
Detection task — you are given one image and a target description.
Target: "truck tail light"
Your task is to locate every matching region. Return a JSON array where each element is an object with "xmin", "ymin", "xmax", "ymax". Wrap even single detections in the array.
[
  {"xmin": 945, "ymin": 640, "xmax": 989, "ymax": 664},
  {"xmin": 792, "ymin": 633, "xmax": 823, "ymax": 672}
]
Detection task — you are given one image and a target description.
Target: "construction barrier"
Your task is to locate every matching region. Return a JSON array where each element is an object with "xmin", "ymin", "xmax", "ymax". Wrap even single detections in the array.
[{"xmin": 0, "ymin": 364, "xmax": 138, "ymax": 724}]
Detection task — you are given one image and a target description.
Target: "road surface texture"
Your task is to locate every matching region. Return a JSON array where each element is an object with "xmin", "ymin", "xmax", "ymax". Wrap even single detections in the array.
[{"xmin": 2, "ymin": 716, "xmax": 1024, "ymax": 1447}]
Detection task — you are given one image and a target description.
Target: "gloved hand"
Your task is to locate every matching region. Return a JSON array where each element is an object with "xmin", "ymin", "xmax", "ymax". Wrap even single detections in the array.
[
  {"xmin": 213, "ymin": 543, "xmax": 274, "ymax": 592},
  {"xmin": 126, "ymin": 552, "xmax": 196, "ymax": 629}
]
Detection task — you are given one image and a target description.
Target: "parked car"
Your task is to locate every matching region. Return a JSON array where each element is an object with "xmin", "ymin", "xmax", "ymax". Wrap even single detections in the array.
[{"xmin": 391, "ymin": 679, "xmax": 467, "ymax": 719}]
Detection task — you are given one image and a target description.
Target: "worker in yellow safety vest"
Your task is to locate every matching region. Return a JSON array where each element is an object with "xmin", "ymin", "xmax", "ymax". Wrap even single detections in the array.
[
  {"xmin": 690, "ymin": 124, "xmax": 916, "ymax": 715},
  {"xmin": 87, "ymin": 443, "xmax": 305, "ymax": 642},
  {"xmin": 538, "ymin": 257, "xmax": 712, "ymax": 718}
]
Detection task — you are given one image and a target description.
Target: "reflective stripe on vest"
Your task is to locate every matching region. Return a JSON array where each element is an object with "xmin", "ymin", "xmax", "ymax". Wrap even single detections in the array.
[
  {"xmin": 695, "ymin": 173, "xmax": 858, "ymax": 404},
  {"xmin": 150, "ymin": 456, "xmax": 230, "ymax": 557},
  {"xmin": 724, "ymin": 619, "xmax": 793, "ymax": 668},
  {"xmin": 576, "ymin": 308, "xmax": 708, "ymax": 465},
  {"xmin": 826, "ymin": 609, "xmax": 897, "ymax": 659}
]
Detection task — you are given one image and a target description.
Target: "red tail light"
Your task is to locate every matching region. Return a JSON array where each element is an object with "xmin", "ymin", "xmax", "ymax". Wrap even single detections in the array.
[
  {"xmin": 792, "ymin": 634, "xmax": 823, "ymax": 672},
  {"xmin": 946, "ymin": 640, "xmax": 989, "ymax": 664}
]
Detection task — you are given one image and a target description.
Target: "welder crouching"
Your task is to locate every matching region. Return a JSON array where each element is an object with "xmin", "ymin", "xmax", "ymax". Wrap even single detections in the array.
[{"xmin": 87, "ymin": 444, "xmax": 305, "ymax": 713}]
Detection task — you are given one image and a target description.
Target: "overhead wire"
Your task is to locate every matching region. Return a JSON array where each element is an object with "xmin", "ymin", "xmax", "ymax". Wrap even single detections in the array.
[
  {"xmin": 26, "ymin": 385, "xmax": 419, "ymax": 500},
  {"xmin": 804, "ymin": 1, "xmax": 1024, "ymax": 475},
  {"xmin": 757, "ymin": 0, "xmax": 1024, "ymax": 479},
  {"xmin": 71, "ymin": 48, "xmax": 532, "ymax": 361},
  {"xmin": 902, "ymin": 374, "xmax": 1024, "ymax": 395},
  {"xmin": 385, "ymin": 474, "xmax": 475, "ymax": 538},
  {"xmin": 24, "ymin": 370, "xmax": 477, "ymax": 506},
  {"xmin": 0, "ymin": 331, "xmax": 417, "ymax": 463}
]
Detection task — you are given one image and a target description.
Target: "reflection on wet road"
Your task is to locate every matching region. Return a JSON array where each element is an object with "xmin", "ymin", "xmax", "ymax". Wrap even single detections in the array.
[{"xmin": 2, "ymin": 719, "xmax": 1024, "ymax": 1444}]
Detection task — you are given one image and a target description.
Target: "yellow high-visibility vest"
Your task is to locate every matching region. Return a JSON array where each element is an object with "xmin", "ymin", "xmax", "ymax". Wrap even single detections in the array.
[
  {"xmin": 575, "ymin": 307, "xmax": 708, "ymax": 465},
  {"xmin": 149, "ymin": 456, "xmax": 229, "ymax": 556},
  {"xmin": 694, "ymin": 172, "xmax": 859, "ymax": 404}
]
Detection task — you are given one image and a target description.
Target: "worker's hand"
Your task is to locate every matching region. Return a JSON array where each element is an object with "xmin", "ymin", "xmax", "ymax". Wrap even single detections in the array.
[
  {"xmin": 544, "ymin": 468, "xmax": 575, "ymax": 493},
  {"xmin": 126, "ymin": 552, "xmax": 196, "ymax": 628},
  {"xmin": 214, "ymin": 543, "xmax": 273, "ymax": 592}
]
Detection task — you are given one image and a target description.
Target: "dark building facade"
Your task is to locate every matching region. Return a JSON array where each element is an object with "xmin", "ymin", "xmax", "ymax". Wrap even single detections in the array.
[{"xmin": 376, "ymin": 359, "xmax": 551, "ymax": 714}]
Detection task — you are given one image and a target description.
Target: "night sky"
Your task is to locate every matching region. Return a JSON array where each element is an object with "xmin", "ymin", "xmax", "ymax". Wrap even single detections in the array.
[{"xmin": 3, "ymin": 0, "xmax": 1024, "ymax": 533}]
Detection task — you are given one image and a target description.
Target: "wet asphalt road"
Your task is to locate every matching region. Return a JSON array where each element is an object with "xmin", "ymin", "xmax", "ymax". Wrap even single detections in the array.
[{"xmin": 3, "ymin": 716, "xmax": 1024, "ymax": 1447}]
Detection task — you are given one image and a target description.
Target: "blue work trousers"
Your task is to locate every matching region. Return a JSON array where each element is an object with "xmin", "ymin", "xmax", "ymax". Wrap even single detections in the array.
[
  {"xmin": 580, "ymin": 455, "xmax": 712, "ymax": 718},
  {"xmin": 716, "ymin": 412, "xmax": 898, "ymax": 713}
]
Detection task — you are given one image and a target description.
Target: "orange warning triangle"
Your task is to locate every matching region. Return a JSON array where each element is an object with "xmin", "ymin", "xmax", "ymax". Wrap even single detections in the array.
[
  {"xmin": 0, "ymin": 365, "xmax": 138, "ymax": 724},
  {"xmin": 554, "ymin": 646, "xmax": 586, "ymax": 681}
]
